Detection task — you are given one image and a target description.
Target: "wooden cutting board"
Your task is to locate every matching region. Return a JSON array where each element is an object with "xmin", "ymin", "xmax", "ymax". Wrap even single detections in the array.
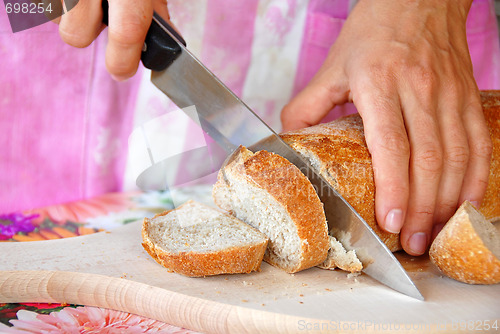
[{"xmin": 1, "ymin": 220, "xmax": 499, "ymax": 333}]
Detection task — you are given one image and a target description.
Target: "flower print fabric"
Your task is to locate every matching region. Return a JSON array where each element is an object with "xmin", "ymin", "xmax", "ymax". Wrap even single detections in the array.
[{"xmin": 0, "ymin": 306, "xmax": 199, "ymax": 333}]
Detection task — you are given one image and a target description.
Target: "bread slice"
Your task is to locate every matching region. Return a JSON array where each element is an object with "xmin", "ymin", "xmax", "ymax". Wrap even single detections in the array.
[
  {"xmin": 142, "ymin": 200, "xmax": 268, "ymax": 277},
  {"xmin": 429, "ymin": 201, "xmax": 500, "ymax": 285},
  {"xmin": 318, "ymin": 236, "xmax": 363, "ymax": 272},
  {"xmin": 213, "ymin": 146, "xmax": 329, "ymax": 273},
  {"xmin": 280, "ymin": 114, "xmax": 401, "ymax": 252}
]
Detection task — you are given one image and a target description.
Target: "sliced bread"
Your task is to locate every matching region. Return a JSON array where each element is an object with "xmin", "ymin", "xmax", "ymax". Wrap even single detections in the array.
[
  {"xmin": 213, "ymin": 146, "xmax": 329, "ymax": 273},
  {"xmin": 429, "ymin": 201, "xmax": 500, "ymax": 285},
  {"xmin": 142, "ymin": 200, "xmax": 268, "ymax": 277},
  {"xmin": 318, "ymin": 236, "xmax": 363, "ymax": 273}
]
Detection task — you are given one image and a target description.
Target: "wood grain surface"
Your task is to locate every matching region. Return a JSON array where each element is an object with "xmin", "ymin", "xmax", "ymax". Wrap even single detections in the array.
[{"xmin": 1, "ymin": 221, "xmax": 499, "ymax": 333}]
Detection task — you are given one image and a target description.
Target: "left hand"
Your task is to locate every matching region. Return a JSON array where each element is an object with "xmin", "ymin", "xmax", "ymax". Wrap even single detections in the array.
[{"xmin": 281, "ymin": 0, "xmax": 492, "ymax": 255}]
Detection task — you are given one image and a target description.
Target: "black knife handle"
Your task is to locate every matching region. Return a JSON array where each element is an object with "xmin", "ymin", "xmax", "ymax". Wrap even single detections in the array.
[{"xmin": 101, "ymin": 1, "xmax": 186, "ymax": 72}]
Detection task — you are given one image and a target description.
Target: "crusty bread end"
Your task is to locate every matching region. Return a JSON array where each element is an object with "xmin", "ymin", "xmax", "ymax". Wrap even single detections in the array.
[{"xmin": 429, "ymin": 201, "xmax": 500, "ymax": 285}]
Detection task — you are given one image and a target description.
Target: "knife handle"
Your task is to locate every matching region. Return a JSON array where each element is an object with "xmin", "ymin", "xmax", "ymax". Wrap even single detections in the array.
[{"xmin": 101, "ymin": 1, "xmax": 186, "ymax": 72}]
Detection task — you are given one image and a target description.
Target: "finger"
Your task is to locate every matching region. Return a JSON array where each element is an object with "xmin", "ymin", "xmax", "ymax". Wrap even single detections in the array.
[
  {"xmin": 281, "ymin": 69, "xmax": 349, "ymax": 131},
  {"xmin": 352, "ymin": 79, "xmax": 410, "ymax": 237},
  {"xmin": 106, "ymin": 0, "xmax": 154, "ymax": 80},
  {"xmin": 59, "ymin": 0, "xmax": 104, "ymax": 48},
  {"xmin": 152, "ymin": 0, "xmax": 170, "ymax": 21},
  {"xmin": 459, "ymin": 95, "xmax": 492, "ymax": 207},
  {"xmin": 399, "ymin": 94, "xmax": 443, "ymax": 256},
  {"xmin": 432, "ymin": 96, "xmax": 469, "ymax": 225}
]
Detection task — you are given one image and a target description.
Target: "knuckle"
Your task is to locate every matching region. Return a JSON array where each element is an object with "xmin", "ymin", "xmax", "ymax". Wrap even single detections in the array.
[
  {"xmin": 471, "ymin": 136, "xmax": 493, "ymax": 160},
  {"xmin": 444, "ymin": 145, "xmax": 469, "ymax": 171},
  {"xmin": 408, "ymin": 205, "xmax": 435, "ymax": 224},
  {"xmin": 108, "ymin": 17, "xmax": 149, "ymax": 46},
  {"xmin": 408, "ymin": 63, "xmax": 437, "ymax": 91},
  {"xmin": 372, "ymin": 130, "xmax": 410, "ymax": 157},
  {"xmin": 414, "ymin": 144, "xmax": 443, "ymax": 174}
]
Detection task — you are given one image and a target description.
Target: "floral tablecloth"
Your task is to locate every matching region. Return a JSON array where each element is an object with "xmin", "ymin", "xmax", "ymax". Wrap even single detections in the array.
[{"xmin": 0, "ymin": 186, "xmax": 213, "ymax": 333}]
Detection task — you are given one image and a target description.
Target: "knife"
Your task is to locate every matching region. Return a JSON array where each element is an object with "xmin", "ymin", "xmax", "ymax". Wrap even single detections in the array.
[{"xmin": 101, "ymin": 6, "xmax": 423, "ymax": 300}]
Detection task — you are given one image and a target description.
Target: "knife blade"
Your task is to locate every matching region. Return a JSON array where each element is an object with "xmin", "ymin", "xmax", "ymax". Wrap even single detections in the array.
[{"xmin": 122, "ymin": 11, "xmax": 423, "ymax": 300}]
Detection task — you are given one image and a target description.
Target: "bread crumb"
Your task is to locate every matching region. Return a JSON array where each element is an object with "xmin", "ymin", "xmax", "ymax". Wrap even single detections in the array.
[
  {"xmin": 302, "ymin": 283, "xmax": 308, "ymax": 287},
  {"xmin": 299, "ymin": 294, "xmax": 304, "ymax": 297},
  {"xmin": 325, "ymin": 288, "xmax": 332, "ymax": 292},
  {"xmin": 299, "ymin": 301, "xmax": 304, "ymax": 304},
  {"xmin": 347, "ymin": 272, "xmax": 361, "ymax": 279},
  {"xmin": 261, "ymin": 304, "xmax": 265, "ymax": 307},
  {"xmin": 242, "ymin": 280, "xmax": 253, "ymax": 286},
  {"xmin": 241, "ymin": 299, "xmax": 248, "ymax": 303}
]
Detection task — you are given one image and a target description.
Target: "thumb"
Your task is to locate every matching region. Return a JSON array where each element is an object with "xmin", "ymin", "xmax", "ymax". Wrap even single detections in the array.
[{"xmin": 281, "ymin": 70, "xmax": 349, "ymax": 132}]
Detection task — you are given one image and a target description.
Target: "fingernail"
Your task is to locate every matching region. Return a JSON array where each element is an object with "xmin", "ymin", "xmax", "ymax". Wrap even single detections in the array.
[
  {"xmin": 469, "ymin": 200, "xmax": 480, "ymax": 208},
  {"xmin": 408, "ymin": 232, "xmax": 427, "ymax": 255},
  {"xmin": 111, "ymin": 74, "xmax": 129, "ymax": 82},
  {"xmin": 384, "ymin": 209, "xmax": 404, "ymax": 233}
]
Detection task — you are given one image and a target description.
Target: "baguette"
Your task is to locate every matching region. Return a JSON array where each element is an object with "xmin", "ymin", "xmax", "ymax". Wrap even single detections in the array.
[
  {"xmin": 142, "ymin": 200, "xmax": 268, "ymax": 277},
  {"xmin": 429, "ymin": 201, "xmax": 500, "ymax": 285},
  {"xmin": 280, "ymin": 90, "xmax": 500, "ymax": 251},
  {"xmin": 213, "ymin": 146, "xmax": 329, "ymax": 273}
]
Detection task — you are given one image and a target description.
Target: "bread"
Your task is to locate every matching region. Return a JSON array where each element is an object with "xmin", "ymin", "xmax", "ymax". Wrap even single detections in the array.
[
  {"xmin": 479, "ymin": 90, "xmax": 500, "ymax": 222},
  {"xmin": 141, "ymin": 200, "xmax": 268, "ymax": 277},
  {"xmin": 280, "ymin": 90, "xmax": 500, "ymax": 252},
  {"xmin": 280, "ymin": 114, "xmax": 401, "ymax": 252},
  {"xmin": 429, "ymin": 201, "xmax": 500, "ymax": 284},
  {"xmin": 318, "ymin": 236, "xmax": 363, "ymax": 272},
  {"xmin": 213, "ymin": 146, "xmax": 329, "ymax": 273}
]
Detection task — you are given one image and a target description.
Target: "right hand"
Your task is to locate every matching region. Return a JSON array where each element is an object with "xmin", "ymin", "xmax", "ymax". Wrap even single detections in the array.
[{"xmin": 58, "ymin": 0, "xmax": 171, "ymax": 81}]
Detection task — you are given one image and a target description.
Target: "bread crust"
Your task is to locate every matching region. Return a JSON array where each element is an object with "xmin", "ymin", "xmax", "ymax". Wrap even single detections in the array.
[
  {"xmin": 142, "ymin": 206, "xmax": 268, "ymax": 277},
  {"xmin": 429, "ymin": 201, "xmax": 500, "ymax": 285},
  {"xmin": 480, "ymin": 90, "xmax": 500, "ymax": 222},
  {"xmin": 214, "ymin": 146, "xmax": 329, "ymax": 273}
]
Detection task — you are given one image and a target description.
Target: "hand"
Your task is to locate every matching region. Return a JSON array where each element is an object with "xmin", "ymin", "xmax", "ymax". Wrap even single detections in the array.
[
  {"xmin": 281, "ymin": 0, "xmax": 492, "ymax": 255},
  {"xmin": 57, "ymin": 0, "xmax": 171, "ymax": 81}
]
